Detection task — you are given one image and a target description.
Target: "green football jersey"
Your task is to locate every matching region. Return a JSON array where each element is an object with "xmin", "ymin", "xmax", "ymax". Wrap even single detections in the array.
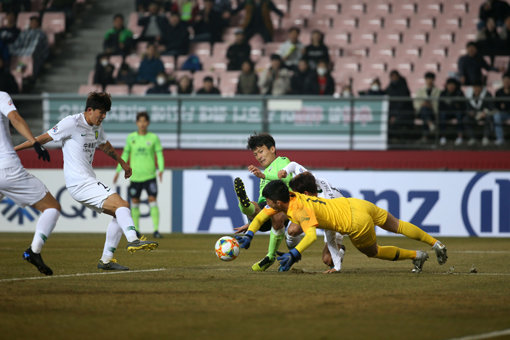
[
  {"xmin": 116, "ymin": 132, "xmax": 164, "ymax": 183},
  {"xmin": 258, "ymin": 156, "xmax": 291, "ymax": 204}
]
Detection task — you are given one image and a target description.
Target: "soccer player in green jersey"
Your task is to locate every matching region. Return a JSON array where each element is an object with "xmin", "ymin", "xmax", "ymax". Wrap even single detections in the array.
[
  {"xmin": 234, "ymin": 133, "xmax": 292, "ymax": 271},
  {"xmin": 113, "ymin": 112, "xmax": 164, "ymax": 238}
]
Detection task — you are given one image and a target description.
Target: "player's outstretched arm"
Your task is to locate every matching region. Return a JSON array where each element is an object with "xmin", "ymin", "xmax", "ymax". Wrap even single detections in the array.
[
  {"xmin": 13, "ymin": 121, "xmax": 53, "ymax": 161},
  {"xmin": 8, "ymin": 111, "xmax": 37, "ymax": 146},
  {"xmin": 99, "ymin": 141, "xmax": 132, "ymax": 179}
]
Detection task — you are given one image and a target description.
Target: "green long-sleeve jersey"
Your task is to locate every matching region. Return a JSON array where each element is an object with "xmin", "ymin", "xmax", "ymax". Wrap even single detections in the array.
[
  {"xmin": 116, "ymin": 132, "xmax": 164, "ymax": 182},
  {"xmin": 258, "ymin": 156, "xmax": 292, "ymax": 204}
]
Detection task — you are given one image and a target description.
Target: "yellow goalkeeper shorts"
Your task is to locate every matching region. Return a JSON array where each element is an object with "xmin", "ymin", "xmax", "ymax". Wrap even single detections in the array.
[{"xmin": 347, "ymin": 198, "xmax": 388, "ymax": 249}]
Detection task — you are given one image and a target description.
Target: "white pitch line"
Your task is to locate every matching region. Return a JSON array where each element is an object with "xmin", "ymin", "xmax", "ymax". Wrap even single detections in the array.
[
  {"xmin": 450, "ymin": 250, "xmax": 510, "ymax": 254},
  {"xmin": 0, "ymin": 268, "xmax": 168, "ymax": 283},
  {"xmin": 447, "ymin": 328, "xmax": 510, "ymax": 340}
]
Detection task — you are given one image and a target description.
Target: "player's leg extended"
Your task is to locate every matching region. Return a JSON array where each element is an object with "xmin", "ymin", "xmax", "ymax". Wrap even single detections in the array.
[
  {"xmin": 285, "ymin": 222, "xmax": 304, "ymax": 249},
  {"xmin": 234, "ymin": 177, "xmax": 256, "ymax": 217},
  {"xmin": 381, "ymin": 212, "xmax": 447, "ymax": 265},
  {"xmin": 147, "ymin": 179, "xmax": 162, "ymax": 238},
  {"xmin": 252, "ymin": 212, "xmax": 286, "ymax": 271},
  {"xmin": 128, "ymin": 182, "xmax": 141, "ymax": 231},
  {"xmin": 98, "ymin": 218, "xmax": 128, "ymax": 270},
  {"xmin": 103, "ymin": 193, "xmax": 158, "ymax": 252},
  {"xmin": 25, "ymin": 193, "xmax": 61, "ymax": 276}
]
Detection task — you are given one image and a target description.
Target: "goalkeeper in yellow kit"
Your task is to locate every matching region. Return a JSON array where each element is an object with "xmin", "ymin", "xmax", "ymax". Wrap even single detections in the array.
[
  {"xmin": 113, "ymin": 111, "xmax": 164, "ymax": 238},
  {"xmin": 236, "ymin": 173, "xmax": 448, "ymax": 273}
]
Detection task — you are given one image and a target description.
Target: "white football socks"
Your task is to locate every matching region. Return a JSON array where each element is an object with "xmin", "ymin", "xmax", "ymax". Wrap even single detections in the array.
[
  {"xmin": 30, "ymin": 208, "xmax": 60, "ymax": 254},
  {"xmin": 285, "ymin": 231, "xmax": 304, "ymax": 249},
  {"xmin": 115, "ymin": 206, "xmax": 138, "ymax": 242},
  {"xmin": 101, "ymin": 218, "xmax": 123, "ymax": 263}
]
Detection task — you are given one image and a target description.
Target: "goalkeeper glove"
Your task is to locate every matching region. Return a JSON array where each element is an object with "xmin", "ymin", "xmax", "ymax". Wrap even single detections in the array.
[
  {"xmin": 235, "ymin": 230, "xmax": 254, "ymax": 249},
  {"xmin": 277, "ymin": 248, "xmax": 301, "ymax": 272},
  {"xmin": 33, "ymin": 142, "xmax": 50, "ymax": 162}
]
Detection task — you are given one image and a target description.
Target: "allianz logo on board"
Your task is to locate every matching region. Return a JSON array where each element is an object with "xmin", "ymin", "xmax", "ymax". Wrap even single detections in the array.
[{"xmin": 462, "ymin": 172, "xmax": 510, "ymax": 236}]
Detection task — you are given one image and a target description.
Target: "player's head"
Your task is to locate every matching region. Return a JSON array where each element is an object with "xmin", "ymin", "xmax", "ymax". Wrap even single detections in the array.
[
  {"xmin": 113, "ymin": 14, "xmax": 124, "ymax": 29},
  {"xmin": 136, "ymin": 111, "xmax": 150, "ymax": 131},
  {"xmin": 247, "ymin": 133, "xmax": 277, "ymax": 168},
  {"xmin": 262, "ymin": 180, "xmax": 290, "ymax": 211},
  {"xmin": 289, "ymin": 172, "xmax": 318, "ymax": 196},
  {"xmin": 424, "ymin": 72, "xmax": 435, "ymax": 88},
  {"xmin": 85, "ymin": 92, "xmax": 111, "ymax": 126},
  {"xmin": 29, "ymin": 16, "xmax": 40, "ymax": 29}
]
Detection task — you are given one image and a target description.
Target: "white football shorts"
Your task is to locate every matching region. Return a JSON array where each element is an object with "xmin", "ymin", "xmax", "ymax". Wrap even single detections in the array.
[
  {"xmin": 0, "ymin": 166, "xmax": 48, "ymax": 207},
  {"xmin": 67, "ymin": 177, "xmax": 115, "ymax": 213}
]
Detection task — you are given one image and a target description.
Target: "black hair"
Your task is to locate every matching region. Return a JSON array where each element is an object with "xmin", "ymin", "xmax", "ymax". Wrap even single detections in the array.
[
  {"xmin": 270, "ymin": 53, "xmax": 281, "ymax": 61},
  {"xmin": 242, "ymin": 59, "xmax": 254, "ymax": 71},
  {"xmin": 289, "ymin": 172, "xmax": 318, "ymax": 195},
  {"xmin": 203, "ymin": 76, "xmax": 213, "ymax": 83},
  {"xmin": 289, "ymin": 26, "xmax": 300, "ymax": 34},
  {"xmin": 30, "ymin": 16, "xmax": 40, "ymax": 23},
  {"xmin": 446, "ymin": 77, "xmax": 459, "ymax": 86},
  {"xmin": 136, "ymin": 111, "xmax": 149, "ymax": 122},
  {"xmin": 503, "ymin": 73, "xmax": 510, "ymax": 79},
  {"xmin": 247, "ymin": 133, "xmax": 275, "ymax": 150},
  {"xmin": 86, "ymin": 92, "xmax": 112, "ymax": 112},
  {"xmin": 262, "ymin": 180, "xmax": 290, "ymax": 203},
  {"xmin": 424, "ymin": 72, "xmax": 436, "ymax": 79},
  {"xmin": 466, "ymin": 41, "xmax": 477, "ymax": 48},
  {"xmin": 389, "ymin": 69, "xmax": 400, "ymax": 78},
  {"xmin": 113, "ymin": 13, "xmax": 124, "ymax": 20}
]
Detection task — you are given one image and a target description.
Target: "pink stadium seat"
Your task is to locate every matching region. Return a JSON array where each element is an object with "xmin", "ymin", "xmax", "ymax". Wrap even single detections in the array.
[
  {"xmin": 264, "ymin": 42, "xmax": 280, "ymax": 56},
  {"xmin": 10, "ymin": 56, "xmax": 34, "ymax": 78},
  {"xmin": 78, "ymin": 84, "xmax": 102, "ymax": 94},
  {"xmin": 16, "ymin": 12, "xmax": 39, "ymax": 30},
  {"xmin": 396, "ymin": 46, "xmax": 422, "ymax": 59},
  {"xmin": 125, "ymin": 54, "xmax": 141, "ymax": 70},
  {"xmin": 324, "ymin": 31, "xmax": 349, "ymax": 46},
  {"xmin": 421, "ymin": 45, "xmax": 449, "ymax": 60},
  {"xmin": 190, "ymin": 42, "xmax": 212, "ymax": 57},
  {"xmin": 219, "ymin": 71, "xmax": 240, "ymax": 95},
  {"xmin": 273, "ymin": 0, "xmax": 288, "ymax": 13},
  {"xmin": 372, "ymin": 46, "xmax": 395, "ymax": 58},
  {"xmin": 255, "ymin": 56, "xmax": 270, "ymax": 72},
  {"xmin": 378, "ymin": 32, "xmax": 403, "ymax": 45},
  {"xmin": 443, "ymin": 2, "xmax": 469, "ymax": 16},
  {"xmin": 306, "ymin": 15, "xmax": 332, "ymax": 30},
  {"xmin": 343, "ymin": 45, "xmax": 369, "ymax": 58},
  {"xmin": 393, "ymin": 61, "xmax": 414, "ymax": 77},
  {"xmin": 316, "ymin": 0, "xmax": 340, "ymax": 15},
  {"xmin": 358, "ymin": 16, "xmax": 384, "ymax": 31},
  {"xmin": 428, "ymin": 31, "xmax": 455, "ymax": 45},
  {"xmin": 281, "ymin": 17, "xmax": 305, "ymax": 29},
  {"xmin": 351, "ymin": 31, "xmax": 377, "ymax": 45},
  {"xmin": 494, "ymin": 56, "xmax": 510, "ymax": 71},
  {"xmin": 209, "ymin": 60, "xmax": 227, "ymax": 72},
  {"xmin": 407, "ymin": 31, "xmax": 428, "ymax": 45},
  {"xmin": 105, "ymin": 85, "xmax": 129, "ymax": 95},
  {"xmin": 42, "ymin": 12, "xmax": 66, "ymax": 34},
  {"xmin": 332, "ymin": 17, "xmax": 358, "ymax": 30},
  {"xmin": 128, "ymin": 12, "xmax": 143, "ymax": 39},
  {"xmin": 290, "ymin": 0, "xmax": 314, "ymax": 16},
  {"xmin": 366, "ymin": 2, "xmax": 391, "ymax": 16},
  {"xmin": 418, "ymin": 2, "xmax": 442, "ymax": 16},
  {"xmin": 131, "ymin": 84, "xmax": 152, "ymax": 95},
  {"xmin": 385, "ymin": 16, "xmax": 410, "ymax": 30},
  {"xmin": 161, "ymin": 56, "xmax": 175, "ymax": 73},
  {"xmin": 414, "ymin": 16, "xmax": 436, "ymax": 31},
  {"xmin": 328, "ymin": 44, "xmax": 341, "ymax": 58},
  {"xmin": 212, "ymin": 42, "xmax": 229, "ymax": 57},
  {"xmin": 437, "ymin": 17, "xmax": 461, "ymax": 30},
  {"xmin": 392, "ymin": 3, "xmax": 417, "ymax": 16},
  {"xmin": 333, "ymin": 58, "xmax": 360, "ymax": 73},
  {"xmin": 361, "ymin": 58, "xmax": 388, "ymax": 74}
]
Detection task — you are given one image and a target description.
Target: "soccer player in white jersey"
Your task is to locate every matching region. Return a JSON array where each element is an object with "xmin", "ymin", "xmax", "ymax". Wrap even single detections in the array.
[
  {"xmin": 278, "ymin": 162, "xmax": 346, "ymax": 273},
  {"xmin": 0, "ymin": 91, "xmax": 61, "ymax": 275},
  {"xmin": 15, "ymin": 92, "xmax": 158, "ymax": 271}
]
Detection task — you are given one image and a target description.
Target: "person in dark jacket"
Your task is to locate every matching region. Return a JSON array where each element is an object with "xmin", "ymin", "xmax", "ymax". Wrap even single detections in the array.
[
  {"xmin": 438, "ymin": 78, "xmax": 467, "ymax": 146},
  {"xmin": 458, "ymin": 41, "xmax": 499, "ymax": 85},
  {"xmin": 196, "ymin": 76, "xmax": 221, "ymax": 94},
  {"xmin": 146, "ymin": 72, "xmax": 171, "ymax": 94},
  {"xmin": 290, "ymin": 58, "xmax": 313, "ymax": 94},
  {"xmin": 116, "ymin": 62, "xmax": 137, "ymax": 88},
  {"xmin": 93, "ymin": 53, "xmax": 115, "ymax": 91},
  {"xmin": 177, "ymin": 74, "xmax": 194, "ymax": 94},
  {"xmin": 464, "ymin": 82, "xmax": 494, "ymax": 146},
  {"xmin": 385, "ymin": 70, "xmax": 415, "ymax": 140},
  {"xmin": 103, "ymin": 14, "xmax": 134, "ymax": 56},
  {"xmin": 136, "ymin": 43, "xmax": 165, "ymax": 84},
  {"xmin": 236, "ymin": 60, "xmax": 259, "ymax": 94},
  {"xmin": 162, "ymin": 12, "xmax": 189, "ymax": 56},
  {"xmin": 0, "ymin": 57, "xmax": 18, "ymax": 93},
  {"xmin": 303, "ymin": 30, "xmax": 330, "ymax": 70},
  {"xmin": 359, "ymin": 78, "xmax": 386, "ymax": 96},
  {"xmin": 192, "ymin": 0, "xmax": 227, "ymax": 43},
  {"xmin": 226, "ymin": 29, "xmax": 251, "ymax": 71},
  {"xmin": 137, "ymin": 2, "xmax": 169, "ymax": 42},
  {"xmin": 234, "ymin": 0, "xmax": 284, "ymax": 42},
  {"xmin": 478, "ymin": 0, "xmax": 510, "ymax": 29},
  {"xmin": 303, "ymin": 60, "xmax": 335, "ymax": 95},
  {"xmin": 0, "ymin": 12, "xmax": 20, "ymax": 45}
]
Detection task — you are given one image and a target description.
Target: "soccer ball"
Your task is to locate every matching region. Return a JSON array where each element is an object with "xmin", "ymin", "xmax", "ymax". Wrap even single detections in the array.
[{"xmin": 215, "ymin": 236, "xmax": 240, "ymax": 261}]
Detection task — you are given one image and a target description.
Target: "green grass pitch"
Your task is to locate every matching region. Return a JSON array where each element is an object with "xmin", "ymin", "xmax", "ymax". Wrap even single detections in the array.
[{"xmin": 1, "ymin": 233, "xmax": 509, "ymax": 339}]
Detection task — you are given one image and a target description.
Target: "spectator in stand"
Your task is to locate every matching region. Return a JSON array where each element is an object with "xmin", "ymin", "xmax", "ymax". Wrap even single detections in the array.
[
  {"xmin": 0, "ymin": 0, "xmax": 30, "ymax": 13},
  {"xmin": 290, "ymin": 58, "xmax": 313, "ymax": 95},
  {"xmin": 236, "ymin": 60, "xmax": 259, "ymax": 94},
  {"xmin": 359, "ymin": 78, "xmax": 386, "ymax": 96},
  {"xmin": 464, "ymin": 82, "xmax": 494, "ymax": 146},
  {"xmin": 234, "ymin": 0, "xmax": 284, "ymax": 43},
  {"xmin": 136, "ymin": 0, "xmax": 152, "ymax": 12},
  {"xmin": 116, "ymin": 63, "xmax": 137, "ymax": 88},
  {"xmin": 177, "ymin": 74, "xmax": 193, "ymax": 94},
  {"xmin": 438, "ymin": 78, "xmax": 466, "ymax": 146},
  {"xmin": 0, "ymin": 57, "xmax": 18, "ymax": 93},
  {"xmin": 192, "ymin": 0, "xmax": 228, "ymax": 43},
  {"xmin": 196, "ymin": 75, "xmax": 221, "ymax": 94},
  {"xmin": 104, "ymin": 14, "xmax": 134, "ymax": 56},
  {"xmin": 43, "ymin": 0, "xmax": 76, "ymax": 27},
  {"xmin": 0, "ymin": 12, "xmax": 20, "ymax": 46},
  {"xmin": 303, "ymin": 30, "xmax": 330, "ymax": 70},
  {"xmin": 385, "ymin": 70, "xmax": 415, "ymax": 140},
  {"xmin": 136, "ymin": 43, "xmax": 165, "ymax": 84},
  {"xmin": 476, "ymin": 17, "xmax": 502, "ymax": 65},
  {"xmin": 259, "ymin": 53, "xmax": 291, "ymax": 95},
  {"xmin": 339, "ymin": 84, "xmax": 353, "ymax": 97},
  {"xmin": 10, "ymin": 16, "xmax": 49, "ymax": 77},
  {"xmin": 137, "ymin": 2, "xmax": 169, "ymax": 43},
  {"xmin": 498, "ymin": 16, "xmax": 510, "ymax": 50},
  {"xmin": 213, "ymin": 0, "xmax": 233, "ymax": 12},
  {"xmin": 303, "ymin": 59, "xmax": 335, "ymax": 96},
  {"xmin": 146, "ymin": 71, "xmax": 171, "ymax": 94},
  {"xmin": 162, "ymin": 12, "xmax": 189, "ymax": 57},
  {"xmin": 278, "ymin": 27, "xmax": 304, "ymax": 71},
  {"xmin": 478, "ymin": 0, "xmax": 510, "ymax": 29},
  {"xmin": 179, "ymin": 0, "xmax": 200, "ymax": 25},
  {"xmin": 458, "ymin": 41, "xmax": 499, "ymax": 86},
  {"xmin": 93, "ymin": 53, "xmax": 115, "ymax": 91},
  {"xmin": 413, "ymin": 72, "xmax": 441, "ymax": 142},
  {"xmin": 226, "ymin": 29, "xmax": 251, "ymax": 71},
  {"xmin": 494, "ymin": 73, "xmax": 510, "ymax": 145}
]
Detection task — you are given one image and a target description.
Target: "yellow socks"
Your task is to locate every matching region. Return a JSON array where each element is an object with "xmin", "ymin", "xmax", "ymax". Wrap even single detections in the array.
[
  {"xmin": 376, "ymin": 246, "xmax": 417, "ymax": 261},
  {"xmin": 397, "ymin": 220, "xmax": 437, "ymax": 246}
]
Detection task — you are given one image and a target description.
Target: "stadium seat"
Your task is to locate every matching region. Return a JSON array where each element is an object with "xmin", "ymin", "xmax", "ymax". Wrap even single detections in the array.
[
  {"xmin": 415, "ymin": 16, "xmax": 436, "ymax": 31},
  {"xmin": 264, "ymin": 42, "xmax": 280, "ymax": 56},
  {"xmin": 212, "ymin": 42, "xmax": 228, "ymax": 57},
  {"xmin": 190, "ymin": 42, "xmax": 212, "ymax": 57},
  {"xmin": 393, "ymin": 3, "xmax": 417, "ymax": 16},
  {"xmin": 219, "ymin": 71, "xmax": 240, "ymax": 95},
  {"xmin": 333, "ymin": 58, "xmax": 360, "ymax": 73},
  {"xmin": 339, "ymin": 1, "xmax": 366, "ymax": 16},
  {"xmin": 161, "ymin": 56, "xmax": 175, "ymax": 73},
  {"xmin": 131, "ymin": 84, "xmax": 152, "ymax": 95},
  {"xmin": 273, "ymin": 0, "xmax": 288, "ymax": 13},
  {"xmin": 128, "ymin": 12, "xmax": 144, "ymax": 39},
  {"xmin": 357, "ymin": 16, "xmax": 384, "ymax": 31},
  {"xmin": 350, "ymin": 31, "xmax": 377, "ymax": 45},
  {"xmin": 324, "ymin": 31, "xmax": 349, "ymax": 46},
  {"xmin": 306, "ymin": 15, "xmax": 332, "ymax": 30},
  {"xmin": 366, "ymin": 2, "xmax": 391, "ymax": 16},
  {"xmin": 290, "ymin": 0, "xmax": 314, "ymax": 16},
  {"xmin": 105, "ymin": 84, "xmax": 129, "ymax": 95},
  {"xmin": 10, "ymin": 56, "xmax": 34, "ymax": 79},
  {"xmin": 316, "ymin": 0, "xmax": 340, "ymax": 15},
  {"xmin": 378, "ymin": 32, "xmax": 403, "ymax": 45},
  {"xmin": 443, "ymin": 2, "xmax": 469, "ymax": 16},
  {"xmin": 78, "ymin": 84, "xmax": 102, "ymax": 94},
  {"xmin": 125, "ymin": 54, "xmax": 141, "ymax": 70},
  {"xmin": 87, "ymin": 70, "xmax": 94, "ymax": 85},
  {"xmin": 42, "ymin": 12, "xmax": 66, "ymax": 34},
  {"xmin": 332, "ymin": 17, "xmax": 358, "ymax": 30},
  {"xmin": 16, "ymin": 12, "xmax": 39, "ymax": 29},
  {"xmin": 419, "ymin": 2, "xmax": 443, "ymax": 16}
]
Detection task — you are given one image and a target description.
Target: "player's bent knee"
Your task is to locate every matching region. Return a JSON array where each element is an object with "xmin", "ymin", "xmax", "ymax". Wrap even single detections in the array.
[{"xmin": 358, "ymin": 244, "xmax": 378, "ymax": 258}]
